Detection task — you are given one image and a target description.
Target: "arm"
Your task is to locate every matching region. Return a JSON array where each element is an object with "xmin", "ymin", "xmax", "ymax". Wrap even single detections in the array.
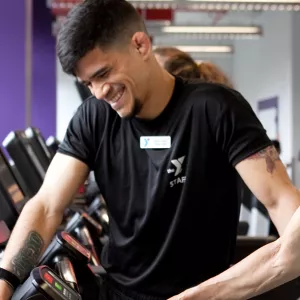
[
  {"xmin": 235, "ymin": 145, "xmax": 300, "ymax": 236},
  {"xmin": 0, "ymin": 153, "xmax": 89, "ymax": 299},
  {"xmin": 190, "ymin": 146, "xmax": 300, "ymax": 299},
  {"xmin": 187, "ymin": 206, "xmax": 300, "ymax": 300},
  {"xmin": 169, "ymin": 146, "xmax": 300, "ymax": 300}
]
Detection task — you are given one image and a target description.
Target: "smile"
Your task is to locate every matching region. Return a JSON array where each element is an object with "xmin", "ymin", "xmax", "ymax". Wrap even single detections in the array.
[{"xmin": 110, "ymin": 87, "xmax": 125, "ymax": 110}]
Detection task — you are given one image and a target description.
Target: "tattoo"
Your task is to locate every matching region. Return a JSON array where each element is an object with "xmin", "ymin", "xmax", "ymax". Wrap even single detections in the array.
[
  {"xmin": 11, "ymin": 231, "xmax": 44, "ymax": 281},
  {"xmin": 247, "ymin": 146, "xmax": 280, "ymax": 174}
]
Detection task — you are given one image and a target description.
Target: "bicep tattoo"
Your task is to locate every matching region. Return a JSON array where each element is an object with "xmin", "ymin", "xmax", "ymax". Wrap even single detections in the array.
[
  {"xmin": 247, "ymin": 146, "xmax": 280, "ymax": 174},
  {"xmin": 10, "ymin": 231, "xmax": 44, "ymax": 281}
]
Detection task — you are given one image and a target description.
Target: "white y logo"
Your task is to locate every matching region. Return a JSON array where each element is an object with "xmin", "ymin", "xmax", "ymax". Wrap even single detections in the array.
[{"xmin": 169, "ymin": 156, "xmax": 185, "ymax": 176}]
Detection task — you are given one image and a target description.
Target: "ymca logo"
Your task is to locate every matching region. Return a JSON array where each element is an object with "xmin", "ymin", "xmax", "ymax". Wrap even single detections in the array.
[
  {"xmin": 167, "ymin": 156, "xmax": 185, "ymax": 176},
  {"xmin": 167, "ymin": 156, "xmax": 186, "ymax": 187}
]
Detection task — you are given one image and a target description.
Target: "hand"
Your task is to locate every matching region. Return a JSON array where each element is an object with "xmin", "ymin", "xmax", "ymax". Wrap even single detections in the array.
[{"xmin": 168, "ymin": 286, "xmax": 201, "ymax": 300}]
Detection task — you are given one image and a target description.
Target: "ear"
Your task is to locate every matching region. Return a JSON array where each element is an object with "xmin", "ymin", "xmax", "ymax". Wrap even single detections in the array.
[{"xmin": 131, "ymin": 32, "xmax": 152, "ymax": 60}]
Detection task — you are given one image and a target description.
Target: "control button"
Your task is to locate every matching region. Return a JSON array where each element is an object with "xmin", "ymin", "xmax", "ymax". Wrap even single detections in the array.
[
  {"xmin": 44, "ymin": 272, "xmax": 54, "ymax": 284},
  {"xmin": 55, "ymin": 282, "xmax": 63, "ymax": 291}
]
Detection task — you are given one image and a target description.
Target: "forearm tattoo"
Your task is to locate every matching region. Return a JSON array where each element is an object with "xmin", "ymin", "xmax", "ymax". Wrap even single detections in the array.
[
  {"xmin": 247, "ymin": 146, "xmax": 280, "ymax": 174},
  {"xmin": 10, "ymin": 231, "xmax": 44, "ymax": 281}
]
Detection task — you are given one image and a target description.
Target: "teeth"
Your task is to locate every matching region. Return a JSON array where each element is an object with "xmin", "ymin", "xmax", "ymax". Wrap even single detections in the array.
[{"xmin": 111, "ymin": 89, "xmax": 124, "ymax": 103}]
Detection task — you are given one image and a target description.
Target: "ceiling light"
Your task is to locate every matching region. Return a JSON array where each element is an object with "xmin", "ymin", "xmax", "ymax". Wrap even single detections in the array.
[
  {"xmin": 153, "ymin": 45, "xmax": 233, "ymax": 53},
  {"xmin": 161, "ymin": 26, "xmax": 261, "ymax": 34},
  {"xmin": 188, "ymin": 0, "xmax": 299, "ymax": 2},
  {"xmin": 129, "ymin": 0, "xmax": 300, "ymax": 11},
  {"xmin": 131, "ymin": 0, "xmax": 299, "ymax": 2}
]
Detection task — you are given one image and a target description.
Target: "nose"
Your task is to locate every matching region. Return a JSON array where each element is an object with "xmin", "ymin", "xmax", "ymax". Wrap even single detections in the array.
[{"xmin": 91, "ymin": 83, "xmax": 111, "ymax": 100}]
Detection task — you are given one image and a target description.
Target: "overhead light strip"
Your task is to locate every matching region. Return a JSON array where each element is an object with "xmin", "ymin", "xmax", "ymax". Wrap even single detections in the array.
[
  {"xmin": 161, "ymin": 26, "xmax": 261, "ymax": 34},
  {"xmin": 129, "ymin": 0, "xmax": 300, "ymax": 10},
  {"xmin": 50, "ymin": 0, "xmax": 300, "ymax": 13},
  {"xmin": 153, "ymin": 45, "xmax": 233, "ymax": 53},
  {"xmin": 131, "ymin": 0, "xmax": 299, "ymax": 3}
]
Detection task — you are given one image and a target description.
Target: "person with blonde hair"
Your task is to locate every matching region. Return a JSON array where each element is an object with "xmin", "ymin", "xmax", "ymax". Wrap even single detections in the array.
[{"xmin": 153, "ymin": 46, "xmax": 233, "ymax": 87}]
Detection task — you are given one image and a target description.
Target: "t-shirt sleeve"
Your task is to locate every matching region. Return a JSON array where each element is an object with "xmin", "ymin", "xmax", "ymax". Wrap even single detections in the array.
[
  {"xmin": 206, "ymin": 87, "xmax": 273, "ymax": 167},
  {"xmin": 58, "ymin": 100, "xmax": 100, "ymax": 169}
]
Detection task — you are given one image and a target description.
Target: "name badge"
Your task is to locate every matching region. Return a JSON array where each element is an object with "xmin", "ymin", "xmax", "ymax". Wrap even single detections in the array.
[{"xmin": 140, "ymin": 136, "xmax": 171, "ymax": 149}]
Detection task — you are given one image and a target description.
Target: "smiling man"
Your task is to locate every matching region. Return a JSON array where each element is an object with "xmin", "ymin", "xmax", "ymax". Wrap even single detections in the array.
[{"xmin": 1, "ymin": 0, "xmax": 300, "ymax": 299}]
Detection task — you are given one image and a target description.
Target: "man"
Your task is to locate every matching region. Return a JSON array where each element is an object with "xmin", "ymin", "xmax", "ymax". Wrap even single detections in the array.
[{"xmin": 0, "ymin": 0, "xmax": 299, "ymax": 299}]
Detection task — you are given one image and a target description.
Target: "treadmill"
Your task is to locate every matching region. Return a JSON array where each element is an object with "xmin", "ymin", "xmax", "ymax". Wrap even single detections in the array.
[
  {"xmin": 24, "ymin": 127, "xmax": 52, "ymax": 173},
  {"xmin": 0, "ymin": 148, "xmax": 29, "ymax": 230},
  {"xmin": 3, "ymin": 131, "xmax": 45, "ymax": 198}
]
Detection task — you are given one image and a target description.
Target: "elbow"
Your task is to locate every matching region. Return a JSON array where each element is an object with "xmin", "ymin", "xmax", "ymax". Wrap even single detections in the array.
[{"xmin": 272, "ymin": 239, "xmax": 300, "ymax": 284}]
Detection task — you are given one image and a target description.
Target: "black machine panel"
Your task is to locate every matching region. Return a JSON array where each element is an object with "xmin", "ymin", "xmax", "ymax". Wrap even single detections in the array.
[
  {"xmin": 46, "ymin": 136, "xmax": 60, "ymax": 158},
  {"xmin": 12, "ymin": 266, "xmax": 82, "ymax": 300},
  {"xmin": 3, "ymin": 131, "xmax": 45, "ymax": 197},
  {"xmin": 25, "ymin": 127, "xmax": 52, "ymax": 173},
  {"xmin": 0, "ymin": 148, "xmax": 27, "ymax": 230}
]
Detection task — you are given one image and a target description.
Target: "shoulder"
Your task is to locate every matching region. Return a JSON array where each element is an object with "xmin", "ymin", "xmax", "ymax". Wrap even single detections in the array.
[{"xmin": 181, "ymin": 79, "xmax": 252, "ymax": 114}]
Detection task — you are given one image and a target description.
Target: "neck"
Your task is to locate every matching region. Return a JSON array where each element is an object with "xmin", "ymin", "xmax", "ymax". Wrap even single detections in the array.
[{"xmin": 135, "ymin": 61, "xmax": 175, "ymax": 120}]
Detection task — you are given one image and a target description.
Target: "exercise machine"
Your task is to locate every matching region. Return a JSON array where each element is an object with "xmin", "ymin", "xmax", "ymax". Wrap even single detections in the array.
[
  {"xmin": 3, "ymin": 131, "xmax": 45, "ymax": 197},
  {"xmin": 24, "ymin": 127, "xmax": 52, "ymax": 173},
  {"xmin": 0, "ymin": 148, "xmax": 29, "ymax": 230}
]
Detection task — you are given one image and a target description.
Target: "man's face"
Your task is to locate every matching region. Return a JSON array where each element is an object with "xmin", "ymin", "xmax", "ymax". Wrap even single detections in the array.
[{"xmin": 76, "ymin": 34, "xmax": 151, "ymax": 118}]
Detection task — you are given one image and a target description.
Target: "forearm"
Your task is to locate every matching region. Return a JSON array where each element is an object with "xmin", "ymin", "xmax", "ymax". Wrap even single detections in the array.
[
  {"xmin": 0, "ymin": 196, "xmax": 64, "ymax": 297},
  {"xmin": 196, "ymin": 240, "xmax": 296, "ymax": 300}
]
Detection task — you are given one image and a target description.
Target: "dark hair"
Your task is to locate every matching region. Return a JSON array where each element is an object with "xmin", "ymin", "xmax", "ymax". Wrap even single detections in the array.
[{"xmin": 57, "ymin": 0, "xmax": 147, "ymax": 75}]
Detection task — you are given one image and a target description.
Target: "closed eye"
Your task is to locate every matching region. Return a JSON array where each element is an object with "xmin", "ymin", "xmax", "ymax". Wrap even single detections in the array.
[
  {"xmin": 95, "ymin": 69, "xmax": 110, "ymax": 79},
  {"xmin": 79, "ymin": 67, "xmax": 112, "ymax": 87}
]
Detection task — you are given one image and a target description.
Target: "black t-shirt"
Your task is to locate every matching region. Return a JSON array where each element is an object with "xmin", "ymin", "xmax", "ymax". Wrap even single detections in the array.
[{"xmin": 58, "ymin": 77, "xmax": 272, "ymax": 298}]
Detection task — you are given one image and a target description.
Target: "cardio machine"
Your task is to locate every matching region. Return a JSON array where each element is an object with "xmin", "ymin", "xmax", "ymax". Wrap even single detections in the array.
[
  {"xmin": 3, "ymin": 131, "xmax": 45, "ymax": 197},
  {"xmin": 24, "ymin": 127, "xmax": 52, "ymax": 173},
  {"xmin": 12, "ymin": 231, "xmax": 101, "ymax": 300},
  {"xmin": 0, "ymin": 147, "xmax": 29, "ymax": 230},
  {"xmin": 46, "ymin": 136, "xmax": 60, "ymax": 159}
]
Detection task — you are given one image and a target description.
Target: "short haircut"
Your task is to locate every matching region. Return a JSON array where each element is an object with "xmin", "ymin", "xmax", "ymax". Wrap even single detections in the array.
[{"xmin": 57, "ymin": 0, "xmax": 147, "ymax": 75}]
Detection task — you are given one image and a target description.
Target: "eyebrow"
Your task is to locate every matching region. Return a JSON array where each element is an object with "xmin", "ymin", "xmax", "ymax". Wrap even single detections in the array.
[{"xmin": 79, "ymin": 66, "xmax": 111, "ymax": 85}]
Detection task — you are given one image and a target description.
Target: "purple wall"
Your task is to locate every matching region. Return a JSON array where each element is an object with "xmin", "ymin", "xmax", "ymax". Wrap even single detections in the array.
[
  {"xmin": 0, "ymin": 0, "xmax": 56, "ymax": 143},
  {"xmin": 32, "ymin": 0, "xmax": 56, "ymax": 139},
  {"xmin": 0, "ymin": 1, "xmax": 26, "ymax": 142}
]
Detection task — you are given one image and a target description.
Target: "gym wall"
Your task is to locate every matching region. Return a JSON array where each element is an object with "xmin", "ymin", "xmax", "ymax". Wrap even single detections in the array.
[
  {"xmin": 0, "ymin": 1, "xmax": 26, "ymax": 143},
  {"xmin": 233, "ymin": 11, "xmax": 292, "ymax": 168},
  {"xmin": 0, "ymin": 0, "xmax": 56, "ymax": 145},
  {"xmin": 233, "ymin": 11, "xmax": 300, "ymax": 188},
  {"xmin": 56, "ymin": 59, "xmax": 82, "ymax": 142},
  {"xmin": 31, "ymin": 0, "xmax": 56, "ymax": 141}
]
